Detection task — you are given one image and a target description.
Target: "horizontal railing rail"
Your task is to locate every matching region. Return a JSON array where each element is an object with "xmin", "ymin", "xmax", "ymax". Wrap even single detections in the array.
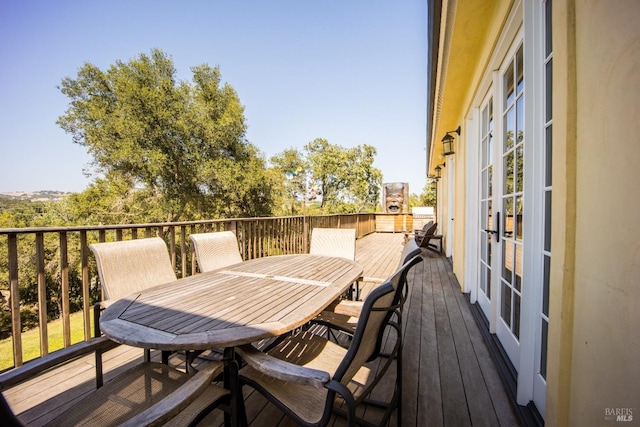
[{"xmin": 0, "ymin": 213, "xmax": 385, "ymax": 370}]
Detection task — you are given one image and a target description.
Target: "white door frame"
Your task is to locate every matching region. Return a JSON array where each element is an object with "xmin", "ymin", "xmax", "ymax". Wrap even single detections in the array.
[
  {"xmin": 465, "ymin": 112, "xmax": 480, "ymax": 302},
  {"xmin": 446, "ymin": 157, "xmax": 455, "ymax": 258}
]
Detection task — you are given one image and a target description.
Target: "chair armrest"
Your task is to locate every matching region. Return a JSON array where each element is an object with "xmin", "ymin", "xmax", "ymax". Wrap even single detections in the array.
[
  {"xmin": 0, "ymin": 336, "xmax": 119, "ymax": 391},
  {"xmin": 332, "ymin": 300, "xmax": 364, "ymax": 317},
  {"xmin": 119, "ymin": 360, "xmax": 227, "ymax": 427},
  {"xmin": 237, "ymin": 344, "xmax": 330, "ymax": 388}
]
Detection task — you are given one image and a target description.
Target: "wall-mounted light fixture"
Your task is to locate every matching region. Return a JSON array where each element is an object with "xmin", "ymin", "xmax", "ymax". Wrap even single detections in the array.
[
  {"xmin": 434, "ymin": 163, "xmax": 445, "ymax": 180},
  {"xmin": 442, "ymin": 126, "xmax": 461, "ymax": 156}
]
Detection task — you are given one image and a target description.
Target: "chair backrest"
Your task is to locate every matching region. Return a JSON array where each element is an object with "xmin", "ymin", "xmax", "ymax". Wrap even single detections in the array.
[
  {"xmin": 309, "ymin": 228, "xmax": 356, "ymax": 261},
  {"xmin": 425, "ymin": 221, "xmax": 438, "ymax": 236},
  {"xmin": 190, "ymin": 231, "xmax": 243, "ymax": 273},
  {"xmin": 89, "ymin": 237, "xmax": 177, "ymax": 301},
  {"xmin": 399, "ymin": 238, "xmax": 421, "ymax": 268},
  {"xmin": 419, "ymin": 220, "xmax": 434, "ymax": 233},
  {"xmin": 416, "ymin": 222, "xmax": 438, "ymax": 248},
  {"xmin": 334, "ymin": 254, "xmax": 422, "ymax": 385}
]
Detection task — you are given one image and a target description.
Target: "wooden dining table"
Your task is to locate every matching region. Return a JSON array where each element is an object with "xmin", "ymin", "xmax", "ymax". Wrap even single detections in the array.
[
  {"xmin": 99, "ymin": 253, "xmax": 362, "ymax": 426},
  {"xmin": 99, "ymin": 254, "xmax": 362, "ymax": 351}
]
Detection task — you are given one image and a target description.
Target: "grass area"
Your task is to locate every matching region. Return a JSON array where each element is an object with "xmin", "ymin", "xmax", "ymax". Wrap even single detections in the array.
[{"xmin": 0, "ymin": 311, "xmax": 94, "ymax": 371}]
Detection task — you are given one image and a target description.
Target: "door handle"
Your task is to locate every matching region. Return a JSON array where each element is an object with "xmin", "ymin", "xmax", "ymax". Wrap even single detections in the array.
[{"xmin": 483, "ymin": 212, "xmax": 500, "ymax": 243}]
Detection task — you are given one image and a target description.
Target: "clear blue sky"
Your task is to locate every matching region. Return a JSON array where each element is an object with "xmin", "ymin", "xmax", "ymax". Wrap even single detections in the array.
[{"xmin": 0, "ymin": 0, "xmax": 427, "ymax": 195}]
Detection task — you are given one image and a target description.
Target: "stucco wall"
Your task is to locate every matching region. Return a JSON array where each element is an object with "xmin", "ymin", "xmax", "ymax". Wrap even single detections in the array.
[{"xmin": 547, "ymin": 1, "xmax": 640, "ymax": 425}]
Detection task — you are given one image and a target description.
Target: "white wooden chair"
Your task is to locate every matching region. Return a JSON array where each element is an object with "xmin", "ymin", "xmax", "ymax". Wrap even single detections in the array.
[
  {"xmin": 237, "ymin": 255, "xmax": 422, "ymax": 427},
  {"xmin": 190, "ymin": 231, "xmax": 243, "ymax": 273}
]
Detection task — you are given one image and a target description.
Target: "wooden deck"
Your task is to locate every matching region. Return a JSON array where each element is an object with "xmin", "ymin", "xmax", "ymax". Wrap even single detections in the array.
[{"xmin": 4, "ymin": 232, "xmax": 520, "ymax": 426}]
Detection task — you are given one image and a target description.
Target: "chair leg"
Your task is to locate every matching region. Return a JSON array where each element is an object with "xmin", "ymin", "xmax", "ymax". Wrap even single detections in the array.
[
  {"xmin": 397, "ymin": 333, "xmax": 403, "ymax": 427},
  {"xmin": 95, "ymin": 351, "xmax": 104, "ymax": 388},
  {"xmin": 326, "ymin": 382, "xmax": 356, "ymax": 426},
  {"xmin": 237, "ymin": 383, "xmax": 249, "ymax": 427}
]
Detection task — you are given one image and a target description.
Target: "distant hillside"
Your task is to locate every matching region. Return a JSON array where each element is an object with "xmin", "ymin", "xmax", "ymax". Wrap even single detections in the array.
[{"xmin": 0, "ymin": 191, "xmax": 72, "ymax": 202}]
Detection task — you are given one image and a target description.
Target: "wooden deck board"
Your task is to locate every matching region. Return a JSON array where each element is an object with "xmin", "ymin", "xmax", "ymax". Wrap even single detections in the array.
[
  {"xmin": 4, "ymin": 232, "xmax": 520, "ymax": 426},
  {"xmin": 413, "ymin": 251, "xmax": 445, "ymax": 427}
]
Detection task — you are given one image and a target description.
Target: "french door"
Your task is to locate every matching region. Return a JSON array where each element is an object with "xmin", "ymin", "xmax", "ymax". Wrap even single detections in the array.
[
  {"xmin": 477, "ymin": 43, "xmax": 525, "ymax": 369},
  {"xmin": 472, "ymin": 1, "xmax": 551, "ymax": 416}
]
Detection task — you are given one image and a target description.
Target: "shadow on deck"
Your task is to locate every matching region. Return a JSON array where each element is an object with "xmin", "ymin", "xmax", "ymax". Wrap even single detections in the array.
[{"xmin": 5, "ymin": 232, "xmax": 520, "ymax": 426}]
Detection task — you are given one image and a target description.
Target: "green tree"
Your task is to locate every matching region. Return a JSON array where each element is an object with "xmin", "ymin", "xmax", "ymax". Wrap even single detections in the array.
[
  {"xmin": 196, "ymin": 144, "xmax": 277, "ymax": 218},
  {"xmin": 418, "ymin": 180, "xmax": 437, "ymax": 207},
  {"xmin": 303, "ymin": 138, "xmax": 381, "ymax": 212},
  {"xmin": 269, "ymin": 148, "xmax": 308, "ymax": 215},
  {"xmin": 343, "ymin": 144, "xmax": 382, "ymax": 212},
  {"xmin": 57, "ymin": 49, "xmax": 273, "ymax": 222},
  {"xmin": 304, "ymin": 138, "xmax": 346, "ymax": 210}
]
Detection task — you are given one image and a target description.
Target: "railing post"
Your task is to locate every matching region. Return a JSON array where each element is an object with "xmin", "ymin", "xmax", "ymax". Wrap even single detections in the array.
[
  {"xmin": 8, "ymin": 233, "xmax": 22, "ymax": 367},
  {"xmin": 180, "ymin": 225, "xmax": 187, "ymax": 278},
  {"xmin": 35, "ymin": 232, "xmax": 48, "ymax": 357},
  {"xmin": 80, "ymin": 231, "xmax": 91, "ymax": 340},
  {"xmin": 303, "ymin": 215, "xmax": 308, "ymax": 252},
  {"xmin": 169, "ymin": 226, "xmax": 176, "ymax": 271},
  {"xmin": 59, "ymin": 232, "xmax": 71, "ymax": 348}
]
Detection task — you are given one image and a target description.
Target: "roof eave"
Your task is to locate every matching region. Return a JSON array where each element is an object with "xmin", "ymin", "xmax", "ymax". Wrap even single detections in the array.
[{"xmin": 426, "ymin": 0, "xmax": 443, "ymax": 176}]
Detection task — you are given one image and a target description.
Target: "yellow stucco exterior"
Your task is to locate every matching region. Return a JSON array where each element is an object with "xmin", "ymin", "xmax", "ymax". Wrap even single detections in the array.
[
  {"xmin": 548, "ymin": 1, "xmax": 640, "ymax": 425},
  {"xmin": 428, "ymin": 0, "xmax": 640, "ymax": 425}
]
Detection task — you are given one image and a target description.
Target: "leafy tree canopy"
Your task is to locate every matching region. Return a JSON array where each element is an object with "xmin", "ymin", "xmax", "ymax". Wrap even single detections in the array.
[
  {"xmin": 304, "ymin": 138, "xmax": 382, "ymax": 212},
  {"xmin": 269, "ymin": 148, "xmax": 307, "ymax": 215},
  {"xmin": 57, "ymin": 49, "xmax": 273, "ymax": 222},
  {"xmin": 417, "ymin": 180, "xmax": 437, "ymax": 207},
  {"xmin": 270, "ymin": 139, "xmax": 382, "ymax": 214}
]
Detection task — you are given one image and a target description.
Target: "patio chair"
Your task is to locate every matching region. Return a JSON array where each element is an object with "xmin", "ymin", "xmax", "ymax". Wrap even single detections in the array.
[
  {"xmin": 236, "ymin": 255, "xmax": 422, "ymax": 427},
  {"xmin": 190, "ymin": 231, "xmax": 243, "ymax": 273},
  {"xmin": 0, "ymin": 336, "xmax": 229, "ymax": 427},
  {"xmin": 90, "ymin": 237, "xmax": 177, "ymax": 361},
  {"xmin": 309, "ymin": 228, "xmax": 360, "ymax": 299},
  {"xmin": 312, "ymin": 238, "xmax": 422, "ymax": 342},
  {"xmin": 415, "ymin": 221, "xmax": 443, "ymax": 254},
  {"xmin": 413, "ymin": 220, "xmax": 435, "ymax": 241},
  {"xmin": 404, "ymin": 220, "xmax": 433, "ymax": 243}
]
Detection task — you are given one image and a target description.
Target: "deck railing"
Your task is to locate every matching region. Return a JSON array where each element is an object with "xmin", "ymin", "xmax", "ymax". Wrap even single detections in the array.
[{"xmin": 0, "ymin": 213, "xmax": 384, "ymax": 370}]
